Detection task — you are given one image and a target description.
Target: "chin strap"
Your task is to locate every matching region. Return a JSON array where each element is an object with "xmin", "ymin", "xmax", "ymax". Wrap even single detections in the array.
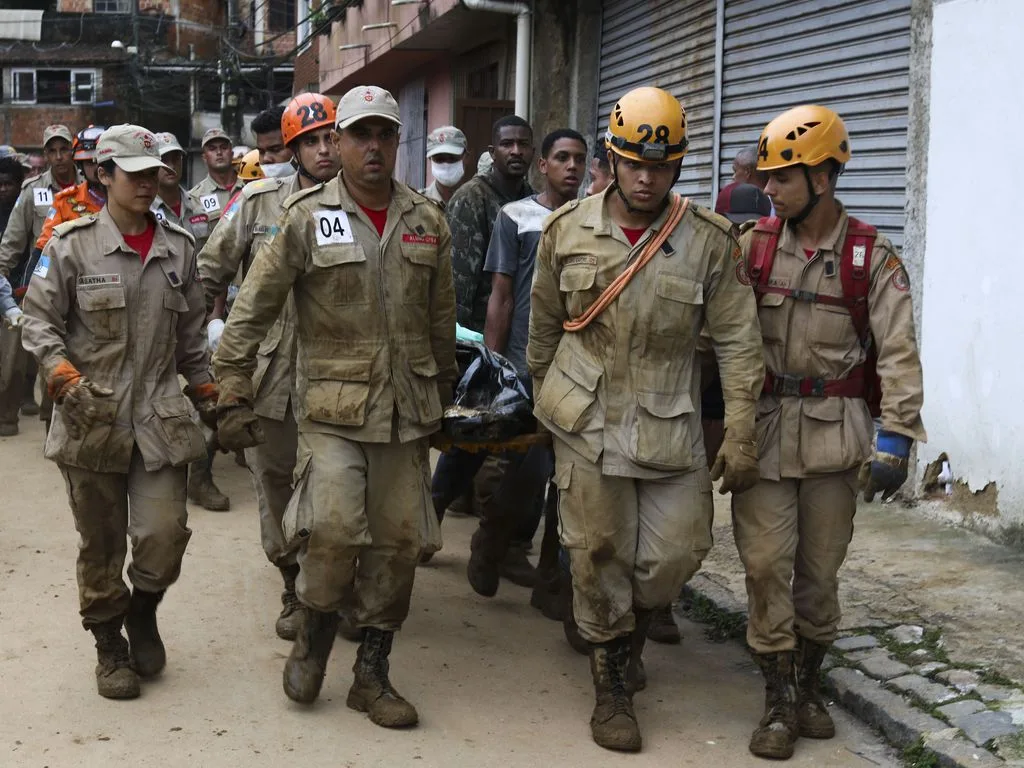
[
  {"xmin": 296, "ymin": 162, "xmax": 320, "ymax": 185},
  {"xmin": 786, "ymin": 165, "xmax": 821, "ymax": 226}
]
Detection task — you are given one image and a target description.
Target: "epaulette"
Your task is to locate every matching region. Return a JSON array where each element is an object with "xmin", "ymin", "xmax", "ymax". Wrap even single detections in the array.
[
  {"xmin": 21, "ymin": 174, "xmax": 42, "ymax": 189},
  {"xmin": 691, "ymin": 204, "xmax": 734, "ymax": 235},
  {"xmin": 737, "ymin": 219, "xmax": 758, "ymax": 235},
  {"xmin": 243, "ymin": 177, "xmax": 282, "ymax": 198},
  {"xmin": 282, "ymin": 182, "xmax": 323, "ymax": 209},
  {"xmin": 159, "ymin": 217, "xmax": 196, "ymax": 246},
  {"xmin": 52, "ymin": 215, "xmax": 98, "ymax": 238},
  {"xmin": 541, "ymin": 198, "xmax": 581, "ymax": 231}
]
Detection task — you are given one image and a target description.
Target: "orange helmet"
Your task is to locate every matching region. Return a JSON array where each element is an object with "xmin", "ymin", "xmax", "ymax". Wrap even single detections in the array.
[
  {"xmin": 606, "ymin": 87, "xmax": 688, "ymax": 163},
  {"xmin": 756, "ymin": 105, "xmax": 851, "ymax": 172},
  {"xmin": 73, "ymin": 125, "xmax": 106, "ymax": 161},
  {"xmin": 281, "ymin": 93, "xmax": 336, "ymax": 147},
  {"xmin": 237, "ymin": 149, "xmax": 264, "ymax": 181}
]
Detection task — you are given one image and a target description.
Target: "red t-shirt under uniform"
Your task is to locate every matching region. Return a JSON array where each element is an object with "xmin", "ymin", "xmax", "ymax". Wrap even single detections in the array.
[
  {"xmin": 123, "ymin": 220, "xmax": 157, "ymax": 262},
  {"xmin": 621, "ymin": 226, "xmax": 647, "ymax": 246},
  {"xmin": 358, "ymin": 203, "xmax": 388, "ymax": 238}
]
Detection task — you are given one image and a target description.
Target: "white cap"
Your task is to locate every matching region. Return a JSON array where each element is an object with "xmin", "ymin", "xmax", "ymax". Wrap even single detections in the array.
[{"xmin": 336, "ymin": 86, "xmax": 402, "ymax": 130}]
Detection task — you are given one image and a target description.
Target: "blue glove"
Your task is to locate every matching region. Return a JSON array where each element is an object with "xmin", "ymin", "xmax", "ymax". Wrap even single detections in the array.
[{"xmin": 860, "ymin": 430, "xmax": 912, "ymax": 502}]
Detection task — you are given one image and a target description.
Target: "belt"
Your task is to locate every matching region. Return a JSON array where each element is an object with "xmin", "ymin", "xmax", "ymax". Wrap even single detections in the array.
[{"xmin": 762, "ymin": 366, "xmax": 865, "ymax": 399}]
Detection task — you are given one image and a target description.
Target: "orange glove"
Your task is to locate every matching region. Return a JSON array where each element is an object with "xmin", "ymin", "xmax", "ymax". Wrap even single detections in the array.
[{"xmin": 185, "ymin": 382, "xmax": 219, "ymax": 430}]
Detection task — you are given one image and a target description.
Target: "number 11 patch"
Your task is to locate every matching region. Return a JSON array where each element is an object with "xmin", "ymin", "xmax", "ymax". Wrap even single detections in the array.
[{"xmin": 313, "ymin": 210, "xmax": 355, "ymax": 245}]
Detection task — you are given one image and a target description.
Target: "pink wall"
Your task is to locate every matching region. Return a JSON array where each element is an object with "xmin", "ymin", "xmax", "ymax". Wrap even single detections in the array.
[{"xmin": 423, "ymin": 61, "xmax": 455, "ymax": 186}]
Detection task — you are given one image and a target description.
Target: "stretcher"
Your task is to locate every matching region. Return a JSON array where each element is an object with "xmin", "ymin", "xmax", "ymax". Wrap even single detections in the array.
[{"xmin": 429, "ymin": 431, "xmax": 551, "ymax": 454}]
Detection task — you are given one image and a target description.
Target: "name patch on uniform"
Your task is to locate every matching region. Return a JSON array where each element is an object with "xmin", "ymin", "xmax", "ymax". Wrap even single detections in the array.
[
  {"xmin": 33, "ymin": 188, "xmax": 53, "ymax": 207},
  {"xmin": 402, "ymin": 233, "xmax": 438, "ymax": 246},
  {"xmin": 767, "ymin": 276, "xmax": 789, "ymax": 289},
  {"xmin": 313, "ymin": 210, "xmax": 354, "ymax": 245},
  {"xmin": 252, "ymin": 224, "xmax": 278, "ymax": 236},
  {"xmin": 33, "ymin": 255, "xmax": 50, "ymax": 279},
  {"xmin": 563, "ymin": 255, "xmax": 597, "ymax": 268},
  {"xmin": 189, "ymin": 214, "xmax": 209, "ymax": 226},
  {"xmin": 200, "ymin": 193, "xmax": 220, "ymax": 213},
  {"xmin": 78, "ymin": 274, "xmax": 121, "ymax": 287}
]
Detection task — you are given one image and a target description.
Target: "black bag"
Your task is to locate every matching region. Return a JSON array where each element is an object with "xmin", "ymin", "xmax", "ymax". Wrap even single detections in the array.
[{"xmin": 442, "ymin": 341, "xmax": 535, "ymax": 442}]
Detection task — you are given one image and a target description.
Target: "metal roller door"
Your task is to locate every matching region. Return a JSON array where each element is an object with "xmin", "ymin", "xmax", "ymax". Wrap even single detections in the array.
[
  {"xmin": 598, "ymin": 0, "xmax": 717, "ymax": 206},
  {"xmin": 719, "ymin": 0, "xmax": 912, "ymax": 246}
]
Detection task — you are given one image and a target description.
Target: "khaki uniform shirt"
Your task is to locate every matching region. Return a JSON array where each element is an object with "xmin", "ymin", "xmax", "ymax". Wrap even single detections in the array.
[
  {"xmin": 528, "ymin": 189, "xmax": 765, "ymax": 479},
  {"xmin": 419, "ymin": 181, "xmax": 446, "ymax": 208},
  {"xmin": 738, "ymin": 203, "xmax": 926, "ymax": 481},
  {"xmin": 188, "ymin": 174, "xmax": 244, "ymax": 230},
  {"xmin": 21, "ymin": 209, "xmax": 210, "ymax": 474},
  {"xmin": 213, "ymin": 174, "xmax": 457, "ymax": 444},
  {"xmin": 152, "ymin": 186, "xmax": 212, "ymax": 253},
  {"xmin": 0, "ymin": 169, "xmax": 81, "ymax": 282},
  {"xmin": 198, "ymin": 174, "xmax": 301, "ymax": 422}
]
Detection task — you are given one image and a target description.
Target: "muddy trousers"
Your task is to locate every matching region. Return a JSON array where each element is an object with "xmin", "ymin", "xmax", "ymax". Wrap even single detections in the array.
[
  {"xmin": 731, "ymin": 469, "xmax": 858, "ymax": 654},
  {"xmin": 290, "ymin": 431, "xmax": 429, "ymax": 630},
  {"xmin": 59, "ymin": 448, "xmax": 192, "ymax": 629},
  {"xmin": 552, "ymin": 440, "xmax": 714, "ymax": 643},
  {"xmin": 244, "ymin": 405, "xmax": 299, "ymax": 567},
  {"xmin": 0, "ymin": 323, "xmax": 28, "ymax": 427}
]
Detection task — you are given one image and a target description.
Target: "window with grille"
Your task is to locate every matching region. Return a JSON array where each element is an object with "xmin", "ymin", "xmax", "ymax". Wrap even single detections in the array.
[
  {"xmin": 7, "ymin": 69, "xmax": 98, "ymax": 104},
  {"xmin": 269, "ymin": 0, "xmax": 296, "ymax": 31},
  {"xmin": 94, "ymin": 0, "xmax": 131, "ymax": 12}
]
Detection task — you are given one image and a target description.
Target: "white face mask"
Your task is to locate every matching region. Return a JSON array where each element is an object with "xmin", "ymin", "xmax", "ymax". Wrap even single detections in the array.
[
  {"xmin": 430, "ymin": 159, "xmax": 465, "ymax": 188},
  {"xmin": 261, "ymin": 161, "xmax": 294, "ymax": 178}
]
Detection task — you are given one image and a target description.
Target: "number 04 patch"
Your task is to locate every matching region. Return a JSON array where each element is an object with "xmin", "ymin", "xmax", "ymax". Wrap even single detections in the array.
[{"xmin": 313, "ymin": 210, "xmax": 355, "ymax": 245}]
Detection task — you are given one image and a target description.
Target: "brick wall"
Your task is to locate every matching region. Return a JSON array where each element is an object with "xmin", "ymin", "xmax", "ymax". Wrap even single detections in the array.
[
  {"xmin": 57, "ymin": 0, "xmax": 91, "ymax": 12},
  {"xmin": 293, "ymin": 44, "xmax": 319, "ymax": 94}
]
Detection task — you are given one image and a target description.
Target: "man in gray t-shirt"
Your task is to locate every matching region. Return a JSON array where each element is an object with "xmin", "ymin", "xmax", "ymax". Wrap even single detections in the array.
[{"xmin": 484, "ymin": 129, "xmax": 589, "ymax": 383}]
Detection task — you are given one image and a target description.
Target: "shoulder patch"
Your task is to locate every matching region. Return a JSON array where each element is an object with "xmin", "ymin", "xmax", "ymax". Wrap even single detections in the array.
[
  {"xmin": 243, "ymin": 177, "xmax": 282, "ymax": 198},
  {"xmin": 282, "ymin": 182, "xmax": 324, "ymax": 210},
  {"xmin": 21, "ymin": 174, "xmax": 44, "ymax": 190},
  {"xmin": 159, "ymin": 217, "xmax": 196, "ymax": 246},
  {"xmin": 691, "ymin": 204, "xmax": 735, "ymax": 235},
  {"xmin": 52, "ymin": 215, "xmax": 98, "ymax": 238}
]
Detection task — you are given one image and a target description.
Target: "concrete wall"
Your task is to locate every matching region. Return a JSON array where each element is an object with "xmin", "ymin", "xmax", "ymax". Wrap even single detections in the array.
[{"xmin": 918, "ymin": 0, "xmax": 1024, "ymax": 527}]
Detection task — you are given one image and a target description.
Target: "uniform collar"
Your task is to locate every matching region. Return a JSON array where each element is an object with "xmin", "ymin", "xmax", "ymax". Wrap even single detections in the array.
[
  {"xmin": 583, "ymin": 185, "xmax": 679, "ymax": 240},
  {"xmin": 330, "ymin": 172, "xmax": 415, "ymax": 216},
  {"xmin": 96, "ymin": 207, "xmax": 169, "ymax": 260}
]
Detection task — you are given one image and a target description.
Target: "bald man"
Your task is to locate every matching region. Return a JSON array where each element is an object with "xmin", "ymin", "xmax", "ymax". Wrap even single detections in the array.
[{"xmin": 715, "ymin": 147, "xmax": 766, "ymax": 215}]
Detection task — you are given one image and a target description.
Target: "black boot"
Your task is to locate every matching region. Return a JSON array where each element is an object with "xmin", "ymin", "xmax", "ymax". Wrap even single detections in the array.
[
  {"xmin": 124, "ymin": 588, "xmax": 166, "ymax": 678},
  {"xmin": 498, "ymin": 542, "xmax": 537, "ymax": 588},
  {"xmin": 749, "ymin": 651, "xmax": 800, "ymax": 759},
  {"xmin": 467, "ymin": 527, "xmax": 501, "ymax": 597},
  {"xmin": 796, "ymin": 637, "xmax": 835, "ymax": 739},
  {"xmin": 627, "ymin": 610, "xmax": 652, "ymax": 693},
  {"xmin": 588, "ymin": 637, "xmax": 642, "ymax": 752},
  {"xmin": 529, "ymin": 489, "xmax": 563, "ymax": 621},
  {"xmin": 646, "ymin": 604, "xmax": 682, "ymax": 644},
  {"xmin": 346, "ymin": 628, "xmax": 419, "ymax": 728},
  {"xmin": 283, "ymin": 607, "xmax": 339, "ymax": 703},
  {"xmin": 91, "ymin": 619, "xmax": 140, "ymax": 699},
  {"xmin": 276, "ymin": 564, "xmax": 301, "ymax": 641}
]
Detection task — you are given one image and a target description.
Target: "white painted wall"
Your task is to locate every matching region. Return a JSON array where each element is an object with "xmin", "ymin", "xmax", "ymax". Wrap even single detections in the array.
[{"xmin": 920, "ymin": 0, "xmax": 1024, "ymax": 522}]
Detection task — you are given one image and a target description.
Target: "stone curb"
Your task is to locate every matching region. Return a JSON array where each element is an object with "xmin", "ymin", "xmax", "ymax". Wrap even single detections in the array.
[{"xmin": 679, "ymin": 573, "xmax": 1017, "ymax": 767}]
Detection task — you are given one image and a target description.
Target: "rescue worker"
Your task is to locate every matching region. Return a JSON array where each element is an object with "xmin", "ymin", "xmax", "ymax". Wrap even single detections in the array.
[
  {"xmin": 434, "ymin": 115, "xmax": 536, "ymax": 590},
  {"xmin": 231, "ymin": 145, "xmax": 252, "ymax": 172},
  {"xmin": 733, "ymin": 105, "xmax": 926, "ymax": 760},
  {"xmin": 419, "ymin": 126, "xmax": 468, "ymax": 207},
  {"xmin": 0, "ymin": 124, "xmax": 80, "ymax": 435},
  {"xmin": 236, "ymin": 149, "xmax": 264, "ymax": 183},
  {"xmin": 249, "ymin": 105, "xmax": 295, "ymax": 178},
  {"xmin": 198, "ymin": 93, "xmax": 339, "ymax": 641},
  {"xmin": 149, "ymin": 131, "xmax": 229, "ymax": 512},
  {"xmin": 527, "ymin": 86, "xmax": 765, "ymax": 752},
  {"xmin": 213, "ymin": 85, "xmax": 455, "ymax": 728},
  {"xmin": 21, "ymin": 124, "xmax": 214, "ymax": 700},
  {"xmin": 189, "ymin": 128, "xmax": 243, "ymax": 230}
]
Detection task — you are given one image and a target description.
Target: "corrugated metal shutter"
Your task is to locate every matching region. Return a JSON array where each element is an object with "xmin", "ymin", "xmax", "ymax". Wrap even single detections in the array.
[
  {"xmin": 719, "ymin": 0, "xmax": 912, "ymax": 246},
  {"xmin": 598, "ymin": 0, "xmax": 717, "ymax": 206}
]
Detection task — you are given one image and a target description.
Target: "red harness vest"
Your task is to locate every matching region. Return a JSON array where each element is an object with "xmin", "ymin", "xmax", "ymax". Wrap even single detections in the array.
[{"xmin": 747, "ymin": 215, "xmax": 882, "ymax": 418}]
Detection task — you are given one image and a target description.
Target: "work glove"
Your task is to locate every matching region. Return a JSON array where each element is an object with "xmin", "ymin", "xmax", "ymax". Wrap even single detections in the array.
[
  {"xmin": 860, "ymin": 430, "xmax": 911, "ymax": 502},
  {"xmin": 185, "ymin": 382, "xmax": 220, "ymax": 431},
  {"xmin": 216, "ymin": 404, "xmax": 265, "ymax": 451},
  {"xmin": 709, "ymin": 431, "xmax": 760, "ymax": 495},
  {"xmin": 206, "ymin": 318, "xmax": 225, "ymax": 354},
  {"xmin": 2, "ymin": 307, "xmax": 23, "ymax": 329},
  {"xmin": 47, "ymin": 360, "xmax": 114, "ymax": 441}
]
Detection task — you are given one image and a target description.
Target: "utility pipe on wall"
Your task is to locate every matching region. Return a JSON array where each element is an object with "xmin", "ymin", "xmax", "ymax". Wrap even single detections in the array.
[{"xmin": 462, "ymin": 0, "xmax": 532, "ymax": 119}]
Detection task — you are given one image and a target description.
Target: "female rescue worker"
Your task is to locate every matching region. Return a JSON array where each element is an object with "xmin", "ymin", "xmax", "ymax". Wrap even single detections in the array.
[{"xmin": 21, "ymin": 124, "xmax": 216, "ymax": 700}]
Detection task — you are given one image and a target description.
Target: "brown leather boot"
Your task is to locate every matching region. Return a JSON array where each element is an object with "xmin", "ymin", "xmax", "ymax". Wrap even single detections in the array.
[
  {"xmin": 588, "ymin": 637, "xmax": 642, "ymax": 752},
  {"xmin": 275, "ymin": 565, "xmax": 301, "ymax": 641},
  {"xmin": 91, "ymin": 619, "xmax": 140, "ymax": 699},
  {"xmin": 187, "ymin": 454, "xmax": 230, "ymax": 511},
  {"xmin": 796, "ymin": 637, "xmax": 835, "ymax": 738},
  {"xmin": 749, "ymin": 651, "xmax": 799, "ymax": 759},
  {"xmin": 346, "ymin": 628, "xmax": 418, "ymax": 728}
]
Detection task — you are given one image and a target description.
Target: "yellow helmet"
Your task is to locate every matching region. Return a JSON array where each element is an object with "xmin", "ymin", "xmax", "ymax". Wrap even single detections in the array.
[
  {"xmin": 756, "ymin": 105, "xmax": 851, "ymax": 171},
  {"xmin": 606, "ymin": 86, "xmax": 688, "ymax": 163},
  {"xmin": 237, "ymin": 149, "xmax": 264, "ymax": 181}
]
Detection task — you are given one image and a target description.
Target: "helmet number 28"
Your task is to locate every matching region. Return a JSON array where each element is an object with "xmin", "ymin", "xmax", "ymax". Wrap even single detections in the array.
[
  {"xmin": 637, "ymin": 124, "xmax": 671, "ymax": 144},
  {"xmin": 297, "ymin": 101, "xmax": 329, "ymax": 128}
]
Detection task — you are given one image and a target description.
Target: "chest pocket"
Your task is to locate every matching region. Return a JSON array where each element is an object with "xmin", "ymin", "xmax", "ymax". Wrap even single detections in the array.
[
  {"xmin": 400, "ymin": 241, "xmax": 437, "ymax": 305},
  {"xmin": 310, "ymin": 244, "xmax": 368, "ymax": 305},
  {"xmin": 652, "ymin": 273, "xmax": 703, "ymax": 337},
  {"xmin": 810, "ymin": 302, "xmax": 856, "ymax": 349},
  {"xmin": 757, "ymin": 292, "xmax": 788, "ymax": 344},
  {"xmin": 162, "ymin": 290, "xmax": 190, "ymax": 338},
  {"xmin": 559, "ymin": 263, "xmax": 597, "ymax": 318},
  {"xmin": 76, "ymin": 285, "xmax": 127, "ymax": 341}
]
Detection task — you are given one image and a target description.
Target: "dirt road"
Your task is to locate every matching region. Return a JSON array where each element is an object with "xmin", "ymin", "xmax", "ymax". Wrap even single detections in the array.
[{"xmin": 0, "ymin": 426, "xmax": 897, "ymax": 768}]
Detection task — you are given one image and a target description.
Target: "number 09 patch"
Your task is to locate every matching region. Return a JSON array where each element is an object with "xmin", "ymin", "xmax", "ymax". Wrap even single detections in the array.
[{"xmin": 313, "ymin": 210, "xmax": 355, "ymax": 245}]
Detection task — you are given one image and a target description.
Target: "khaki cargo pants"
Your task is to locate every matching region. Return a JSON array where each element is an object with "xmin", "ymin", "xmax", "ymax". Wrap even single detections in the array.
[
  {"xmin": 244, "ymin": 405, "xmax": 299, "ymax": 567},
  {"xmin": 285, "ymin": 430, "xmax": 430, "ymax": 630},
  {"xmin": 0, "ymin": 324, "xmax": 28, "ymax": 427},
  {"xmin": 60, "ymin": 448, "xmax": 192, "ymax": 629},
  {"xmin": 731, "ymin": 469, "xmax": 858, "ymax": 653},
  {"xmin": 553, "ymin": 440, "xmax": 714, "ymax": 644}
]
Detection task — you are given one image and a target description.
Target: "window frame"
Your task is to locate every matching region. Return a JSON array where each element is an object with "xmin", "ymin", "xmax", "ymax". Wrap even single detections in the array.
[
  {"xmin": 11, "ymin": 69, "xmax": 37, "ymax": 104},
  {"xmin": 70, "ymin": 69, "xmax": 98, "ymax": 105}
]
